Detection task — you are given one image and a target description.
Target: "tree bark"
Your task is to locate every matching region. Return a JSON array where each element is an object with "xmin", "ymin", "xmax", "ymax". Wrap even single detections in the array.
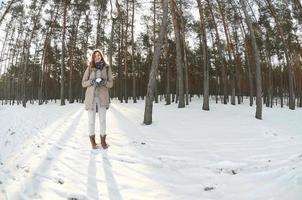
[
  {"xmin": 164, "ymin": 33, "xmax": 171, "ymax": 105},
  {"xmin": 179, "ymin": 0, "xmax": 189, "ymax": 105},
  {"xmin": 206, "ymin": 0, "xmax": 228, "ymax": 104},
  {"xmin": 241, "ymin": 0, "xmax": 262, "ymax": 119},
  {"xmin": 124, "ymin": 0, "xmax": 129, "ymax": 103},
  {"xmin": 217, "ymin": 0, "xmax": 236, "ymax": 105},
  {"xmin": 0, "ymin": 0, "xmax": 17, "ymax": 25},
  {"xmin": 196, "ymin": 0, "xmax": 209, "ymax": 110},
  {"xmin": 60, "ymin": 0, "xmax": 68, "ymax": 106},
  {"xmin": 144, "ymin": 0, "xmax": 168, "ymax": 125},
  {"xmin": 131, "ymin": 0, "xmax": 137, "ymax": 103},
  {"xmin": 266, "ymin": 0, "xmax": 295, "ymax": 110},
  {"xmin": 170, "ymin": 0, "xmax": 185, "ymax": 108}
]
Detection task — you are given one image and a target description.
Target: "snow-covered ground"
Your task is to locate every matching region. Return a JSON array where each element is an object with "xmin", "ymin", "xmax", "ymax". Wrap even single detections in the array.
[{"xmin": 0, "ymin": 98, "xmax": 302, "ymax": 200}]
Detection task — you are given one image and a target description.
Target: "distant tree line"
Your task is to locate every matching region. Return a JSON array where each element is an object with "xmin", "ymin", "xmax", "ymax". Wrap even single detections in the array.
[{"xmin": 0, "ymin": 0, "xmax": 301, "ymax": 121}]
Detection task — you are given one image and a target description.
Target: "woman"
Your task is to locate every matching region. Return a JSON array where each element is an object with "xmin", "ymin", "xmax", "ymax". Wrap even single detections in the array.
[{"xmin": 82, "ymin": 49, "xmax": 113, "ymax": 149}]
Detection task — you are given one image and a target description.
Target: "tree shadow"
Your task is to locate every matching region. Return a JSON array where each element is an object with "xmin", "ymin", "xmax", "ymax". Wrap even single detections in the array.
[
  {"xmin": 8, "ymin": 109, "xmax": 85, "ymax": 198},
  {"xmin": 86, "ymin": 152, "xmax": 100, "ymax": 200},
  {"xmin": 102, "ymin": 151, "xmax": 123, "ymax": 200}
]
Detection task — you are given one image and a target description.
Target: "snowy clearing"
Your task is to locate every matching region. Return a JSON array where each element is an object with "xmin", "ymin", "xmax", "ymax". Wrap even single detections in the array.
[{"xmin": 0, "ymin": 98, "xmax": 302, "ymax": 200}]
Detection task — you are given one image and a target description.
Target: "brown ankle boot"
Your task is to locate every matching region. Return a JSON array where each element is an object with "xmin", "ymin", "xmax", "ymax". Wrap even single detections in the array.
[
  {"xmin": 100, "ymin": 135, "xmax": 108, "ymax": 149},
  {"xmin": 89, "ymin": 135, "xmax": 98, "ymax": 149}
]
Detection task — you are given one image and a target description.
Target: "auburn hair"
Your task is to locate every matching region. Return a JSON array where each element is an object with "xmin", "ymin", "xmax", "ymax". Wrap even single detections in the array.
[{"xmin": 89, "ymin": 49, "xmax": 107, "ymax": 69}]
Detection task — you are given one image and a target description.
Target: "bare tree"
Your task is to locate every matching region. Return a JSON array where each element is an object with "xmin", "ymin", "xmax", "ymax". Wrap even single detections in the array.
[
  {"xmin": 217, "ymin": 0, "xmax": 236, "ymax": 105},
  {"xmin": 240, "ymin": 0, "xmax": 262, "ymax": 119},
  {"xmin": 131, "ymin": 0, "xmax": 137, "ymax": 103},
  {"xmin": 0, "ymin": 0, "xmax": 17, "ymax": 25},
  {"xmin": 61, "ymin": 0, "xmax": 69, "ymax": 106},
  {"xmin": 22, "ymin": 1, "xmax": 43, "ymax": 107},
  {"xmin": 170, "ymin": 0, "xmax": 185, "ymax": 108},
  {"xmin": 196, "ymin": 0, "xmax": 209, "ymax": 110},
  {"xmin": 206, "ymin": 0, "xmax": 228, "ymax": 104},
  {"xmin": 266, "ymin": 0, "xmax": 295, "ymax": 110},
  {"xmin": 144, "ymin": 0, "xmax": 168, "ymax": 125}
]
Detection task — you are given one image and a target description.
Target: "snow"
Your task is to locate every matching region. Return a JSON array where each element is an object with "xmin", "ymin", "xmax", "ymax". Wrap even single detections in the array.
[{"xmin": 0, "ymin": 97, "xmax": 302, "ymax": 200}]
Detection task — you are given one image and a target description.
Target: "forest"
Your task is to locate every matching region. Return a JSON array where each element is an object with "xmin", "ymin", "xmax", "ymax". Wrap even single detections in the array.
[{"xmin": 0, "ymin": 0, "xmax": 301, "ymax": 121}]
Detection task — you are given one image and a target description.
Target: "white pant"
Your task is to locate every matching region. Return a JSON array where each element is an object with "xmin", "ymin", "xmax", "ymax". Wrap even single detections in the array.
[{"xmin": 88, "ymin": 97, "xmax": 107, "ymax": 136}]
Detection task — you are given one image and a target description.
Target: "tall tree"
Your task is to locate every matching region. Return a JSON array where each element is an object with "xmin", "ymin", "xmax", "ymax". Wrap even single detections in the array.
[
  {"xmin": 170, "ymin": 0, "xmax": 185, "ymax": 108},
  {"xmin": 124, "ymin": 0, "xmax": 129, "ymax": 103},
  {"xmin": 217, "ymin": 0, "xmax": 236, "ymax": 105},
  {"xmin": 179, "ymin": 0, "xmax": 189, "ymax": 105},
  {"xmin": 240, "ymin": 0, "xmax": 262, "ymax": 119},
  {"xmin": 60, "ymin": 0, "xmax": 69, "ymax": 106},
  {"xmin": 144, "ymin": 0, "xmax": 168, "ymax": 125},
  {"xmin": 196, "ymin": 0, "xmax": 209, "ymax": 110},
  {"xmin": 22, "ymin": 0, "xmax": 44, "ymax": 107},
  {"xmin": 265, "ymin": 0, "xmax": 295, "ymax": 110},
  {"xmin": 38, "ymin": 4, "xmax": 59, "ymax": 105},
  {"xmin": 131, "ymin": 0, "xmax": 137, "ymax": 103},
  {"xmin": 0, "ymin": 0, "xmax": 17, "ymax": 25},
  {"xmin": 206, "ymin": 0, "xmax": 228, "ymax": 104}
]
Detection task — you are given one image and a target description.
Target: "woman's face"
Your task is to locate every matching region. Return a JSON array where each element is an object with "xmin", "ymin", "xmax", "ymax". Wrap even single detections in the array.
[{"xmin": 94, "ymin": 52, "xmax": 102, "ymax": 63}]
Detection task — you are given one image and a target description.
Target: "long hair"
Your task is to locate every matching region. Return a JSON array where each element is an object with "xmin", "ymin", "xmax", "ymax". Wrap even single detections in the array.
[{"xmin": 89, "ymin": 49, "xmax": 107, "ymax": 69}]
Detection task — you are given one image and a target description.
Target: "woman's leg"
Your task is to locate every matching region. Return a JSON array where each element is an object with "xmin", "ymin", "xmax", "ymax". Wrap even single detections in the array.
[
  {"xmin": 98, "ymin": 107, "xmax": 107, "ymax": 136},
  {"xmin": 96, "ymin": 99, "xmax": 108, "ymax": 148},
  {"xmin": 88, "ymin": 98, "xmax": 97, "ymax": 149}
]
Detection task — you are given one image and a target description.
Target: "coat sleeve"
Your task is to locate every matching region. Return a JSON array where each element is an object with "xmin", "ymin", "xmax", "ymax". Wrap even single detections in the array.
[
  {"xmin": 105, "ymin": 66, "xmax": 114, "ymax": 88},
  {"xmin": 82, "ymin": 67, "xmax": 92, "ymax": 88}
]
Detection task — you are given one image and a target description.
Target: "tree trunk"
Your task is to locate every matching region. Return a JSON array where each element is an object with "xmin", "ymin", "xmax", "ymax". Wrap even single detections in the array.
[
  {"xmin": 60, "ymin": 0, "xmax": 68, "ymax": 106},
  {"xmin": 118, "ymin": 17, "xmax": 123, "ymax": 102},
  {"xmin": 143, "ymin": 0, "xmax": 168, "ymax": 125},
  {"xmin": 217, "ymin": 0, "xmax": 236, "ymax": 105},
  {"xmin": 69, "ymin": 10, "xmax": 81, "ymax": 104},
  {"xmin": 179, "ymin": 0, "xmax": 189, "ymax": 105},
  {"xmin": 170, "ymin": 0, "xmax": 185, "ymax": 108},
  {"xmin": 38, "ymin": 6, "xmax": 59, "ymax": 105},
  {"xmin": 266, "ymin": 0, "xmax": 295, "ymax": 110},
  {"xmin": 131, "ymin": 0, "xmax": 137, "ymax": 103},
  {"xmin": 164, "ymin": 33, "xmax": 171, "ymax": 105},
  {"xmin": 245, "ymin": 37, "xmax": 254, "ymax": 106},
  {"xmin": 22, "ymin": 6, "xmax": 42, "ymax": 107},
  {"xmin": 124, "ymin": 0, "xmax": 129, "ymax": 103},
  {"xmin": 292, "ymin": 0, "xmax": 302, "ymax": 12},
  {"xmin": 96, "ymin": 11, "xmax": 101, "ymax": 48},
  {"xmin": 241, "ymin": 0, "xmax": 262, "ymax": 119},
  {"xmin": 206, "ymin": 0, "xmax": 228, "ymax": 104},
  {"xmin": 196, "ymin": 0, "xmax": 209, "ymax": 110},
  {"xmin": 0, "ymin": 0, "xmax": 17, "ymax": 25}
]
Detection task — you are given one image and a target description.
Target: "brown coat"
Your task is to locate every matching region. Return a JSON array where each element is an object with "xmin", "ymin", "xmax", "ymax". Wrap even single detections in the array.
[{"xmin": 82, "ymin": 65, "xmax": 113, "ymax": 110}]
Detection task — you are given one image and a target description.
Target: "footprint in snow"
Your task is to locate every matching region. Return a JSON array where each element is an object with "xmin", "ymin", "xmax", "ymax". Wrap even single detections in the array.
[
  {"xmin": 265, "ymin": 131, "xmax": 278, "ymax": 137},
  {"xmin": 24, "ymin": 168, "xmax": 30, "ymax": 173},
  {"xmin": 67, "ymin": 194, "xmax": 87, "ymax": 200},
  {"xmin": 53, "ymin": 177, "xmax": 64, "ymax": 185},
  {"xmin": 215, "ymin": 168, "xmax": 241, "ymax": 175},
  {"xmin": 55, "ymin": 146, "xmax": 63, "ymax": 150},
  {"xmin": 132, "ymin": 141, "xmax": 146, "ymax": 146},
  {"xmin": 46, "ymin": 156, "xmax": 53, "ymax": 161},
  {"xmin": 296, "ymin": 176, "xmax": 302, "ymax": 185},
  {"xmin": 52, "ymin": 167, "xmax": 60, "ymax": 172},
  {"xmin": 29, "ymin": 192, "xmax": 42, "ymax": 199},
  {"xmin": 204, "ymin": 186, "xmax": 215, "ymax": 191}
]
